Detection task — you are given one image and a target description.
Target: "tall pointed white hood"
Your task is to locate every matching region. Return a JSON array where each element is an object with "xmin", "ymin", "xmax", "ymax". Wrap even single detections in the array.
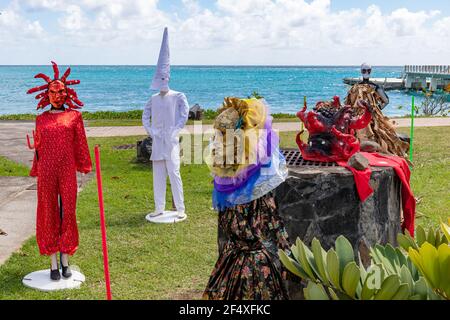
[{"xmin": 151, "ymin": 27, "xmax": 170, "ymax": 91}]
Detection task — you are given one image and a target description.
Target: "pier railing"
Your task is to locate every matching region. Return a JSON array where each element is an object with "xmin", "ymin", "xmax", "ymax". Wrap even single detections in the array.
[{"xmin": 404, "ymin": 65, "xmax": 450, "ymax": 75}]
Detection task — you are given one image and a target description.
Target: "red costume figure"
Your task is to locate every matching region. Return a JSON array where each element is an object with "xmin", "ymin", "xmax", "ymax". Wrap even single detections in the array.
[
  {"xmin": 27, "ymin": 62, "xmax": 92, "ymax": 280},
  {"xmin": 296, "ymin": 97, "xmax": 372, "ymax": 162}
]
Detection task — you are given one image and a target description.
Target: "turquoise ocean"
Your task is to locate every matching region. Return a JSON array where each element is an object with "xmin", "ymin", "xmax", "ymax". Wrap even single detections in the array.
[{"xmin": 0, "ymin": 65, "xmax": 422, "ymax": 116}]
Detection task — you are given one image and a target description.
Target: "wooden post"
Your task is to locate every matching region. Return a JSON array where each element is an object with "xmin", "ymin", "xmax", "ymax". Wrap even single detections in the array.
[{"xmin": 94, "ymin": 145, "xmax": 113, "ymax": 300}]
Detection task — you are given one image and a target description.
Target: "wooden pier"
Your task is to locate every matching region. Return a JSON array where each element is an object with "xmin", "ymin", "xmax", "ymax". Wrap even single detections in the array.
[
  {"xmin": 343, "ymin": 65, "xmax": 450, "ymax": 91},
  {"xmin": 343, "ymin": 77, "xmax": 404, "ymax": 90}
]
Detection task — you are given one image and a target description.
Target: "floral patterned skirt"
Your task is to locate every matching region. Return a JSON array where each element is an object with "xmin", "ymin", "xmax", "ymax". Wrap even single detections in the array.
[{"xmin": 203, "ymin": 192, "xmax": 290, "ymax": 300}]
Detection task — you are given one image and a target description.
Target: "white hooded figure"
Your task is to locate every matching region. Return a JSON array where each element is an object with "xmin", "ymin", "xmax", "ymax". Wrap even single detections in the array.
[{"xmin": 142, "ymin": 27, "xmax": 189, "ymax": 219}]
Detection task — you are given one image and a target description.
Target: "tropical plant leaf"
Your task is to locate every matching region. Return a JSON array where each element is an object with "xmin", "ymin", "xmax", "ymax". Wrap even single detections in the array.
[
  {"xmin": 427, "ymin": 226, "xmax": 436, "ymax": 247},
  {"xmin": 416, "ymin": 226, "xmax": 426, "ymax": 247},
  {"xmin": 359, "ymin": 259, "xmax": 368, "ymax": 284},
  {"xmin": 397, "ymin": 233, "xmax": 418, "ymax": 252},
  {"xmin": 303, "ymin": 240, "xmax": 322, "ymax": 281},
  {"xmin": 304, "ymin": 281, "xmax": 330, "ymax": 300},
  {"xmin": 374, "ymin": 275, "xmax": 401, "ymax": 300},
  {"xmin": 437, "ymin": 244, "xmax": 450, "ymax": 298},
  {"xmin": 278, "ymin": 249, "xmax": 308, "ymax": 279},
  {"xmin": 391, "ymin": 283, "xmax": 411, "ymax": 300},
  {"xmin": 311, "ymin": 238, "xmax": 329, "ymax": 285},
  {"xmin": 356, "ymin": 281, "xmax": 362, "ymax": 299},
  {"xmin": 342, "ymin": 262, "xmax": 360, "ymax": 299},
  {"xmin": 326, "ymin": 249, "xmax": 341, "ymax": 290},
  {"xmin": 361, "ymin": 265, "xmax": 379, "ymax": 300},
  {"xmin": 385, "ymin": 244, "xmax": 401, "ymax": 270},
  {"xmin": 291, "ymin": 244, "xmax": 300, "ymax": 262},
  {"xmin": 335, "ymin": 236, "xmax": 355, "ymax": 279},
  {"xmin": 440, "ymin": 234, "xmax": 449, "ymax": 246},
  {"xmin": 419, "ymin": 243, "xmax": 440, "ymax": 288},
  {"xmin": 395, "ymin": 248, "xmax": 408, "ymax": 268},
  {"xmin": 295, "ymin": 239, "xmax": 317, "ymax": 281},
  {"xmin": 441, "ymin": 220, "xmax": 450, "ymax": 242},
  {"xmin": 399, "ymin": 265, "xmax": 414, "ymax": 292},
  {"xmin": 327, "ymin": 287, "xmax": 340, "ymax": 300},
  {"xmin": 413, "ymin": 277, "xmax": 429, "ymax": 299},
  {"xmin": 435, "ymin": 229, "xmax": 443, "ymax": 246}
]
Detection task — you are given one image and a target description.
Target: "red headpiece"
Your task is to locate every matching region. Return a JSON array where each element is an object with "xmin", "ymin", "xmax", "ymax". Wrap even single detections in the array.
[{"xmin": 26, "ymin": 61, "xmax": 83, "ymax": 110}]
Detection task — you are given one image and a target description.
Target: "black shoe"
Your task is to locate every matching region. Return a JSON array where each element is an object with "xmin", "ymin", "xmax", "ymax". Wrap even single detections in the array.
[
  {"xmin": 61, "ymin": 263, "xmax": 72, "ymax": 279},
  {"xmin": 50, "ymin": 267, "xmax": 61, "ymax": 281}
]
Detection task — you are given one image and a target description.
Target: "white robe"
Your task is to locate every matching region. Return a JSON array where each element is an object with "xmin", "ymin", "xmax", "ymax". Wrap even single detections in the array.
[
  {"xmin": 142, "ymin": 90, "xmax": 189, "ymax": 161},
  {"xmin": 142, "ymin": 90, "xmax": 189, "ymax": 213}
]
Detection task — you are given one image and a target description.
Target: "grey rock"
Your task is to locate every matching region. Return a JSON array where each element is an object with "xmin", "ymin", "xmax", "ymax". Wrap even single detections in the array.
[
  {"xmin": 136, "ymin": 137, "xmax": 153, "ymax": 163},
  {"xmin": 348, "ymin": 152, "xmax": 369, "ymax": 171},
  {"xmin": 189, "ymin": 104, "xmax": 204, "ymax": 120},
  {"xmin": 136, "ymin": 136, "xmax": 183, "ymax": 164}
]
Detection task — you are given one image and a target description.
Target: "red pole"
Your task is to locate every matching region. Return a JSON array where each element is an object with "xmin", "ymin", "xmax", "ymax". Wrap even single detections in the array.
[{"xmin": 94, "ymin": 145, "xmax": 112, "ymax": 300}]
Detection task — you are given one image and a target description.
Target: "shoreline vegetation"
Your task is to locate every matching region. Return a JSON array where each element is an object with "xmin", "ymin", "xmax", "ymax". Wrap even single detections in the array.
[
  {"xmin": 0, "ymin": 109, "xmax": 446, "ymax": 124},
  {"xmin": 0, "ymin": 109, "xmax": 297, "ymax": 121}
]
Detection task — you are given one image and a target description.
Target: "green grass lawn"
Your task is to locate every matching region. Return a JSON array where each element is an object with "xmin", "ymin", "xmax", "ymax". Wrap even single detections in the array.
[
  {"xmin": 0, "ymin": 127, "xmax": 448, "ymax": 299},
  {"xmin": 0, "ymin": 156, "xmax": 29, "ymax": 176}
]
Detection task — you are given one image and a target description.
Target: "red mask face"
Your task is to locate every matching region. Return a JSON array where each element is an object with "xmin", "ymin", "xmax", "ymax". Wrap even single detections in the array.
[{"xmin": 48, "ymin": 81, "xmax": 67, "ymax": 109}]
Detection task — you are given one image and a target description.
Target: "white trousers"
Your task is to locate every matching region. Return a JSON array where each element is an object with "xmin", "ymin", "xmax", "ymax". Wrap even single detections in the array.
[{"xmin": 152, "ymin": 159, "xmax": 185, "ymax": 213}]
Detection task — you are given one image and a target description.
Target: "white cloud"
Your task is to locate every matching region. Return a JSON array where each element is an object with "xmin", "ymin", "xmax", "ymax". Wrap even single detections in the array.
[
  {"xmin": 0, "ymin": 7, "xmax": 45, "ymax": 44},
  {"xmin": 1, "ymin": 0, "xmax": 449, "ymax": 64},
  {"xmin": 58, "ymin": 5, "xmax": 85, "ymax": 31}
]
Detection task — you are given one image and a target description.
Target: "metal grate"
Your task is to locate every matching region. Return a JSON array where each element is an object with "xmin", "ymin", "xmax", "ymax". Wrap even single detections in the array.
[
  {"xmin": 113, "ymin": 144, "xmax": 135, "ymax": 150},
  {"xmin": 281, "ymin": 149, "xmax": 338, "ymax": 167}
]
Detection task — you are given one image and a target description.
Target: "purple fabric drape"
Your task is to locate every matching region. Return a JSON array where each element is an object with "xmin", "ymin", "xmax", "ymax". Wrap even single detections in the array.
[{"xmin": 214, "ymin": 115, "xmax": 279, "ymax": 194}]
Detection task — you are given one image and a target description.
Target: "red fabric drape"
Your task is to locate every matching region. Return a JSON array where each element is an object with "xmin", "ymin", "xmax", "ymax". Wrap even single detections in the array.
[{"xmin": 337, "ymin": 152, "xmax": 415, "ymax": 236}]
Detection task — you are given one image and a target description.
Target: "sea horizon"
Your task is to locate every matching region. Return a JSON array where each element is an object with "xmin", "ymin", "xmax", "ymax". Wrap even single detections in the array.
[
  {"xmin": 0, "ymin": 64, "xmax": 405, "ymax": 67},
  {"xmin": 0, "ymin": 65, "xmax": 425, "ymax": 116}
]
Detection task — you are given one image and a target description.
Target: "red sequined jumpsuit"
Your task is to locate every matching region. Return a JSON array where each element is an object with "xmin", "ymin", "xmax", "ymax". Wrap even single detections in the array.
[{"xmin": 30, "ymin": 109, "xmax": 92, "ymax": 256}]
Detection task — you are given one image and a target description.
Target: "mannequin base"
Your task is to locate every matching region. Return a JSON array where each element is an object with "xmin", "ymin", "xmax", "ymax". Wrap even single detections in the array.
[
  {"xmin": 145, "ymin": 211, "xmax": 187, "ymax": 224},
  {"xmin": 22, "ymin": 269, "xmax": 85, "ymax": 292}
]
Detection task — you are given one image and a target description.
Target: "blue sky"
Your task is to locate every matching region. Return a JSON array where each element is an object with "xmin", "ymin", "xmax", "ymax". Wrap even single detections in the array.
[
  {"xmin": 0, "ymin": 0, "xmax": 449, "ymax": 65},
  {"xmin": 331, "ymin": 0, "xmax": 450, "ymax": 14},
  {"xmin": 6, "ymin": 0, "xmax": 450, "ymax": 19}
]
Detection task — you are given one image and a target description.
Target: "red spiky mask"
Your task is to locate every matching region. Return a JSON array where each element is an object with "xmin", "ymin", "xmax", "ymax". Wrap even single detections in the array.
[{"xmin": 26, "ymin": 61, "xmax": 83, "ymax": 110}]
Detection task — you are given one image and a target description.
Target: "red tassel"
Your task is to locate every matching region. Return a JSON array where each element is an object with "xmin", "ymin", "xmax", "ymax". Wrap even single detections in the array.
[
  {"xmin": 35, "ymin": 91, "xmax": 48, "ymax": 100},
  {"xmin": 37, "ymin": 97, "xmax": 50, "ymax": 109},
  {"xmin": 72, "ymin": 97, "xmax": 84, "ymax": 107},
  {"xmin": 27, "ymin": 84, "xmax": 48, "ymax": 94},
  {"xmin": 67, "ymin": 88, "xmax": 84, "ymax": 106},
  {"xmin": 65, "ymin": 80, "xmax": 81, "ymax": 86},
  {"xmin": 34, "ymin": 73, "xmax": 52, "ymax": 83},
  {"xmin": 61, "ymin": 67, "xmax": 71, "ymax": 83},
  {"xmin": 66, "ymin": 87, "xmax": 78, "ymax": 98},
  {"xmin": 51, "ymin": 61, "xmax": 60, "ymax": 80},
  {"xmin": 65, "ymin": 99, "xmax": 80, "ymax": 109}
]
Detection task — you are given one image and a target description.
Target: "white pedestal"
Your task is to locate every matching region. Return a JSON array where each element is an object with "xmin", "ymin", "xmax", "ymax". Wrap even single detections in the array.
[
  {"xmin": 145, "ymin": 211, "xmax": 187, "ymax": 224},
  {"xmin": 22, "ymin": 269, "xmax": 85, "ymax": 292}
]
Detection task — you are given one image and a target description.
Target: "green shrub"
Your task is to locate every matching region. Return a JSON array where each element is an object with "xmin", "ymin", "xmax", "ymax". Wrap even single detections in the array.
[{"xmin": 279, "ymin": 220, "xmax": 450, "ymax": 300}]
